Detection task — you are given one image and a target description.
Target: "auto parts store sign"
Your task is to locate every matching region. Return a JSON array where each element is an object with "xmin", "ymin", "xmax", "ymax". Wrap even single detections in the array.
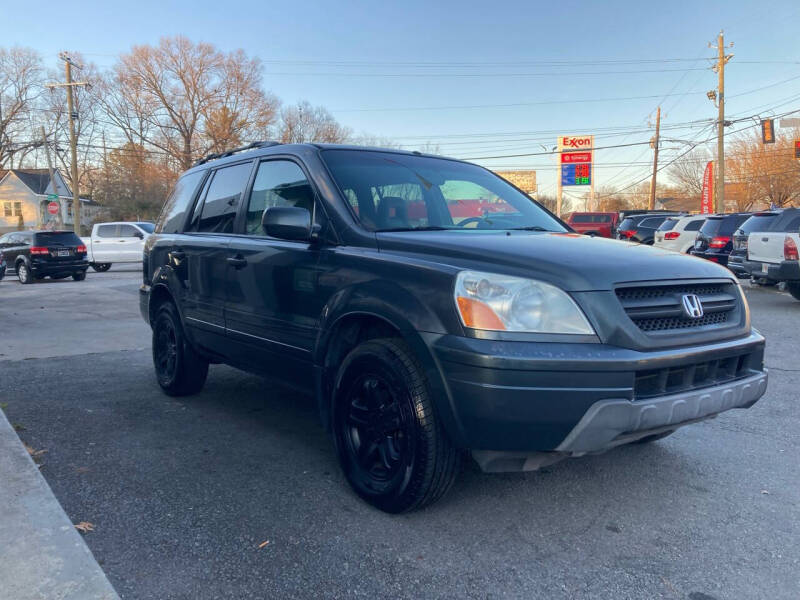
[{"xmin": 559, "ymin": 136, "xmax": 593, "ymax": 186}]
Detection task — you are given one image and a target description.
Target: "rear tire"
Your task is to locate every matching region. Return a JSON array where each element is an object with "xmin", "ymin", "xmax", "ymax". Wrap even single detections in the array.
[
  {"xmin": 72, "ymin": 271, "xmax": 86, "ymax": 281},
  {"xmin": 787, "ymin": 281, "xmax": 800, "ymax": 301},
  {"xmin": 332, "ymin": 338, "xmax": 461, "ymax": 513},
  {"xmin": 152, "ymin": 302, "xmax": 208, "ymax": 396},
  {"xmin": 91, "ymin": 263, "xmax": 111, "ymax": 272},
  {"xmin": 17, "ymin": 262, "xmax": 32, "ymax": 284}
]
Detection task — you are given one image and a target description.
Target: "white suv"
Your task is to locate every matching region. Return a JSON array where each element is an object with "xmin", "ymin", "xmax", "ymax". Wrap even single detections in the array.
[{"xmin": 654, "ymin": 215, "xmax": 706, "ymax": 253}]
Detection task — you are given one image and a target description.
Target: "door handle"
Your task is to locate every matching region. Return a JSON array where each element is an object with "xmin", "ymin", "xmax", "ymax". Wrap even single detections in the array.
[
  {"xmin": 227, "ymin": 256, "xmax": 247, "ymax": 269},
  {"xmin": 761, "ymin": 237, "xmax": 769, "ymax": 242}
]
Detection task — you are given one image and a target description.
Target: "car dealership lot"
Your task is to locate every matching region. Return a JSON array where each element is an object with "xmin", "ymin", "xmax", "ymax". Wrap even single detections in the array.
[{"xmin": 1, "ymin": 269, "xmax": 799, "ymax": 599}]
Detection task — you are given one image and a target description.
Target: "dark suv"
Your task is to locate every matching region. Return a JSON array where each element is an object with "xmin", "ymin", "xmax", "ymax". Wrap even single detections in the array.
[
  {"xmin": 690, "ymin": 213, "xmax": 751, "ymax": 268},
  {"xmin": 616, "ymin": 213, "xmax": 681, "ymax": 244},
  {"xmin": 140, "ymin": 143, "xmax": 767, "ymax": 513},
  {"xmin": 0, "ymin": 230, "xmax": 88, "ymax": 283}
]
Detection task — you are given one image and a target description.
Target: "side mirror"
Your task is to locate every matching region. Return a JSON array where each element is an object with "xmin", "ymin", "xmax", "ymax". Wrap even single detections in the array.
[
  {"xmin": 134, "ymin": 231, "xmax": 144, "ymax": 239},
  {"xmin": 262, "ymin": 206, "xmax": 312, "ymax": 241}
]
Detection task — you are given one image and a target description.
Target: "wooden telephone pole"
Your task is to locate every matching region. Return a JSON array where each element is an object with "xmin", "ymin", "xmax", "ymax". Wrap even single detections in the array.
[
  {"xmin": 648, "ymin": 106, "xmax": 661, "ymax": 210},
  {"xmin": 46, "ymin": 53, "xmax": 88, "ymax": 234},
  {"xmin": 711, "ymin": 32, "xmax": 733, "ymax": 213}
]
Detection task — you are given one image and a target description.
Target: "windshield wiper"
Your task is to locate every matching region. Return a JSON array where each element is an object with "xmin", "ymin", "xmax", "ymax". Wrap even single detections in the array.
[
  {"xmin": 508, "ymin": 226, "xmax": 552, "ymax": 232},
  {"xmin": 378, "ymin": 226, "xmax": 451, "ymax": 232}
]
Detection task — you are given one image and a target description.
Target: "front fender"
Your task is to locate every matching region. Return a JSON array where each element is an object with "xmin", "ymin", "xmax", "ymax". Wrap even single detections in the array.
[{"xmin": 313, "ymin": 279, "xmax": 469, "ymax": 447}]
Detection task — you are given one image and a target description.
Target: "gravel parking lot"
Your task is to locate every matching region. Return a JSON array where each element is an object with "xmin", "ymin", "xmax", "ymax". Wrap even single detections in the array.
[{"xmin": 1, "ymin": 267, "xmax": 798, "ymax": 599}]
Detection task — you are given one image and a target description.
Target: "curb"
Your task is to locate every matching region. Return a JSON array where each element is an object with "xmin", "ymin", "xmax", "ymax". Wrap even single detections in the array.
[{"xmin": 0, "ymin": 409, "xmax": 120, "ymax": 600}]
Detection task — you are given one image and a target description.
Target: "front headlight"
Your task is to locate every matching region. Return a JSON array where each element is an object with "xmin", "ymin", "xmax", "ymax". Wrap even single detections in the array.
[{"xmin": 454, "ymin": 270, "xmax": 595, "ymax": 335}]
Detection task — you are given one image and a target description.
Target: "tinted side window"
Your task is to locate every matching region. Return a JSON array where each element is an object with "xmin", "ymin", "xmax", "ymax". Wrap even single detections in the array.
[
  {"xmin": 657, "ymin": 219, "xmax": 677, "ymax": 232},
  {"xmin": 245, "ymin": 161, "xmax": 314, "ymax": 235},
  {"xmin": 118, "ymin": 224, "xmax": 139, "ymax": 237},
  {"xmin": 719, "ymin": 216, "xmax": 748, "ymax": 235},
  {"xmin": 157, "ymin": 170, "xmax": 205, "ymax": 234},
  {"xmin": 684, "ymin": 219, "xmax": 704, "ymax": 231},
  {"xmin": 96, "ymin": 224, "xmax": 117, "ymax": 238},
  {"xmin": 700, "ymin": 219, "xmax": 722, "ymax": 235},
  {"xmin": 640, "ymin": 217, "xmax": 665, "ymax": 228},
  {"xmin": 195, "ymin": 162, "xmax": 253, "ymax": 234},
  {"xmin": 782, "ymin": 216, "xmax": 800, "ymax": 232}
]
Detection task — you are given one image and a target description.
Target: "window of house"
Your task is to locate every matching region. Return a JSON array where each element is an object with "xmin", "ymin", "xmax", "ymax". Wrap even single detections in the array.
[
  {"xmin": 194, "ymin": 162, "xmax": 253, "ymax": 234},
  {"xmin": 13, "ymin": 202, "xmax": 22, "ymax": 217},
  {"xmin": 245, "ymin": 160, "xmax": 315, "ymax": 235},
  {"xmin": 3, "ymin": 202, "xmax": 11, "ymax": 217}
]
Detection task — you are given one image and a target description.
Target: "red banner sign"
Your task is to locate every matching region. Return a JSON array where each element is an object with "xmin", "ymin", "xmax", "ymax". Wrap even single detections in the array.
[
  {"xmin": 701, "ymin": 161, "xmax": 714, "ymax": 214},
  {"xmin": 561, "ymin": 151, "xmax": 592, "ymax": 164}
]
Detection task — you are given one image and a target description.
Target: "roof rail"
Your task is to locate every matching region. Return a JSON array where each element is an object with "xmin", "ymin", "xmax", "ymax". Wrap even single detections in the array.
[{"xmin": 193, "ymin": 141, "xmax": 281, "ymax": 167}]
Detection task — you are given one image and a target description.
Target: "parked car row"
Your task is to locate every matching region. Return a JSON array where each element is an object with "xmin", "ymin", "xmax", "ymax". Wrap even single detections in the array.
[{"xmin": 0, "ymin": 221, "xmax": 154, "ymax": 284}]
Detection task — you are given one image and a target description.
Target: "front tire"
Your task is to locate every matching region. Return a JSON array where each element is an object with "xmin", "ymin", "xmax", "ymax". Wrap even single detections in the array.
[
  {"xmin": 152, "ymin": 302, "xmax": 209, "ymax": 396},
  {"xmin": 332, "ymin": 338, "xmax": 461, "ymax": 513},
  {"xmin": 787, "ymin": 281, "xmax": 800, "ymax": 301},
  {"xmin": 91, "ymin": 263, "xmax": 111, "ymax": 272},
  {"xmin": 17, "ymin": 262, "xmax": 32, "ymax": 284}
]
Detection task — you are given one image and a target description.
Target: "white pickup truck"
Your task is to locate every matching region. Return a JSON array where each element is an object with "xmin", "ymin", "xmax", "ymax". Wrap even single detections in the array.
[
  {"xmin": 81, "ymin": 222, "xmax": 154, "ymax": 272},
  {"xmin": 745, "ymin": 208, "xmax": 800, "ymax": 301}
]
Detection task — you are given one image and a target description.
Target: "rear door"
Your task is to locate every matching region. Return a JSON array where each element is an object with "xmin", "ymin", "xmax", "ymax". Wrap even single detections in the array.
[{"xmin": 180, "ymin": 160, "xmax": 254, "ymax": 345}]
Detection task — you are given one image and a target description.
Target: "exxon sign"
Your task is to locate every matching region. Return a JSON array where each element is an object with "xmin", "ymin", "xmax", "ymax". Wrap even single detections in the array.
[{"xmin": 558, "ymin": 136, "xmax": 594, "ymax": 150}]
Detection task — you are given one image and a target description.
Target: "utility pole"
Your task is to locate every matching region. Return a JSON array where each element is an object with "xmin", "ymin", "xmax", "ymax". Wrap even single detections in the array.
[
  {"xmin": 39, "ymin": 126, "xmax": 62, "ymax": 229},
  {"xmin": 648, "ymin": 106, "xmax": 661, "ymax": 210},
  {"xmin": 46, "ymin": 53, "xmax": 88, "ymax": 235},
  {"xmin": 710, "ymin": 32, "xmax": 733, "ymax": 213}
]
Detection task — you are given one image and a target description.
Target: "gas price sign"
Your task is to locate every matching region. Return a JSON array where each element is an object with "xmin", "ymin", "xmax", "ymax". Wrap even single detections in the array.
[
  {"xmin": 558, "ymin": 135, "xmax": 594, "ymax": 187},
  {"xmin": 561, "ymin": 163, "xmax": 591, "ymax": 185}
]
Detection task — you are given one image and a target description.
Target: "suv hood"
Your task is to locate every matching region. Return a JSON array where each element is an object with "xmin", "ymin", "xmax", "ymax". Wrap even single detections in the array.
[{"xmin": 376, "ymin": 230, "xmax": 735, "ymax": 291}]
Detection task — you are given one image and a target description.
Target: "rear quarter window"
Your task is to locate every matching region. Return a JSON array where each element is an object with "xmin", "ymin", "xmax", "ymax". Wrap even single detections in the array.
[
  {"xmin": 639, "ymin": 217, "xmax": 666, "ymax": 228},
  {"xmin": 683, "ymin": 219, "xmax": 705, "ymax": 232},
  {"xmin": 156, "ymin": 170, "xmax": 206, "ymax": 234}
]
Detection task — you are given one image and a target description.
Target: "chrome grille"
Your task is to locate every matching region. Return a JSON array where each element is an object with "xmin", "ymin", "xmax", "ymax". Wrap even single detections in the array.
[{"xmin": 616, "ymin": 281, "xmax": 738, "ymax": 333}]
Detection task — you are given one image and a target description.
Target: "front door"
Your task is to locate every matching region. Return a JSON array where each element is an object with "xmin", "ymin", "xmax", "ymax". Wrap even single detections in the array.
[
  {"xmin": 91, "ymin": 223, "xmax": 119, "ymax": 263},
  {"xmin": 117, "ymin": 224, "xmax": 145, "ymax": 263},
  {"xmin": 179, "ymin": 160, "xmax": 254, "ymax": 349},
  {"xmin": 225, "ymin": 159, "xmax": 331, "ymax": 384}
]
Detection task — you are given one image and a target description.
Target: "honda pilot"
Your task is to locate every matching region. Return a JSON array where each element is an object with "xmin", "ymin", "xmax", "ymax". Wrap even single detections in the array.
[{"xmin": 140, "ymin": 143, "xmax": 768, "ymax": 513}]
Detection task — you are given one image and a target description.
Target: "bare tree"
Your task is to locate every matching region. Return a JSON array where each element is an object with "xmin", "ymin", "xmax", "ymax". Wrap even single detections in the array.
[
  {"xmin": 667, "ymin": 148, "xmax": 710, "ymax": 201},
  {"xmin": 727, "ymin": 132, "xmax": 800, "ymax": 208},
  {"xmin": 278, "ymin": 101, "xmax": 350, "ymax": 144},
  {"xmin": 107, "ymin": 37, "xmax": 279, "ymax": 170},
  {"xmin": 0, "ymin": 47, "xmax": 44, "ymax": 168}
]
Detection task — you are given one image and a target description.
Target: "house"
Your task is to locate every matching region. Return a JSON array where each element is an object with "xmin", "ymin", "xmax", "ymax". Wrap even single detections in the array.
[{"xmin": 0, "ymin": 168, "xmax": 105, "ymax": 233}]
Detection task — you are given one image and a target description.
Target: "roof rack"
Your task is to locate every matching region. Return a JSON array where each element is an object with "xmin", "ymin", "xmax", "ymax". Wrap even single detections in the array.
[{"xmin": 193, "ymin": 141, "xmax": 281, "ymax": 167}]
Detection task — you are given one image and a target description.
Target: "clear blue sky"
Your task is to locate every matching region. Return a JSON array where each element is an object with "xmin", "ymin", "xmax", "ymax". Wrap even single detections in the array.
[{"xmin": 6, "ymin": 0, "xmax": 800, "ymax": 200}]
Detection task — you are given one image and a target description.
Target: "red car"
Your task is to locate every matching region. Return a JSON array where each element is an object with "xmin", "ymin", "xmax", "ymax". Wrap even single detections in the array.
[{"xmin": 564, "ymin": 212, "xmax": 619, "ymax": 238}]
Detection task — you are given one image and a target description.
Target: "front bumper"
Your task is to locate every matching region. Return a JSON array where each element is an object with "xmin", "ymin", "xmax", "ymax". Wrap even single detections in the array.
[
  {"xmin": 429, "ymin": 331, "xmax": 766, "ymax": 461},
  {"xmin": 744, "ymin": 259, "xmax": 800, "ymax": 282}
]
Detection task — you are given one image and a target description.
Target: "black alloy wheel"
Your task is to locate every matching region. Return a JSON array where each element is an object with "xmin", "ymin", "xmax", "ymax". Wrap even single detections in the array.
[
  {"xmin": 151, "ymin": 302, "xmax": 208, "ymax": 396},
  {"xmin": 91, "ymin": 263, "xmax": 111, "ymax": 272},
  {"xmin": 332, "ymin": 338, "xmax": 461, "ymax": 513}
]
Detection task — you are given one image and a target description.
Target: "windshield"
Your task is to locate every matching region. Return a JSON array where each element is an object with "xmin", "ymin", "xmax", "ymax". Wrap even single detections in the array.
[
  {"xmin": 136, "ymin": 222, "xmax": 155, "ymax": 233},
  {"xmin": 322, "ymin": 150, "xmax": 566, "ymax": 232}
]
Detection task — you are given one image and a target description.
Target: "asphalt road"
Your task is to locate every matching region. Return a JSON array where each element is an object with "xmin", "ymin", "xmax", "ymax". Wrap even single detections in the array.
[{"xmin": 1, "ymin": 268, "xmax": 799, "ymax": 599}]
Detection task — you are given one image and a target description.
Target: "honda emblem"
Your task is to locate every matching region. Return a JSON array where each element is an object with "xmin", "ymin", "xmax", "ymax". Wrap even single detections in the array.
[{"xmin": 681, "ymin": 294, "xmax": 704, "ymax": 319}]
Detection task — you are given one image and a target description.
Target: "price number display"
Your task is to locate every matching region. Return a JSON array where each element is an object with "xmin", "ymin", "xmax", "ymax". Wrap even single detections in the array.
[{"xmin": 561, "ymin": 163, "xmax": 591, "ymax": 186}]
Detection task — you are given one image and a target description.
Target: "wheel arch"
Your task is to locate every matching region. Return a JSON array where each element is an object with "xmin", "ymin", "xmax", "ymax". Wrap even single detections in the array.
[{"xmin": 314, "ymin": 305, "xmax": 465, "ymax": 447}]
